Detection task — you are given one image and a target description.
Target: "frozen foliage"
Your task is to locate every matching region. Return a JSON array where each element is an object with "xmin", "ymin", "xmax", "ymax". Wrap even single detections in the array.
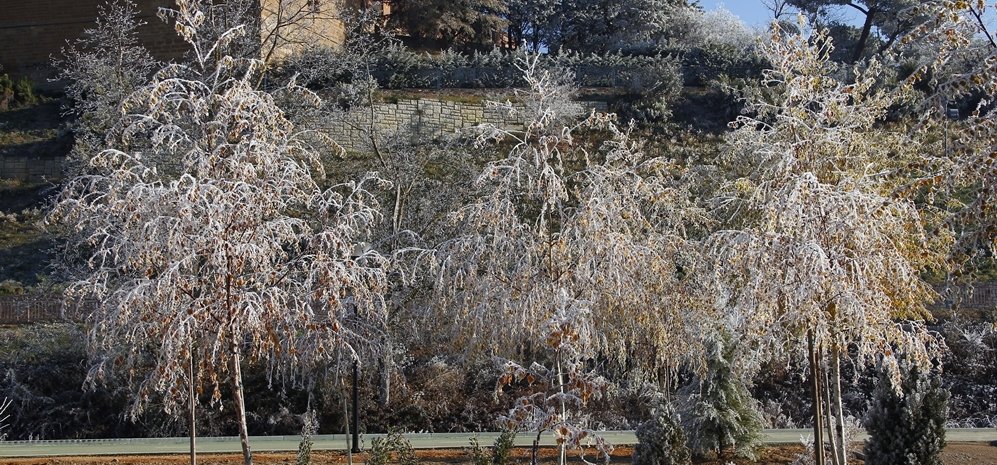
[
  {"xmin": 430, "ymin": 54, "xmax": 714, "ymax": 375},
  {"xmin": 632, "ymin": 404, "xmax": 691, "ymax": 465},
  {"xmin": 864, "ymin": 359, "xmax": 948, "ymax": 465},
  {"xmin": 53, "ymin": 0, "xmax": 158, "ymax": 175},
  {"xmin": 665, "ymin": 7, "xmax": 760, "ymax": 51},
  {"xmin": 0, "ymin": 397, "xmax": 10, "ymax": 441},
  {"xmin": 469, "ymin": 430, "xmax": 517, "ymax": 465},
  {"xmin": 901, "ymin": 2, "xmax": 997, "ymax": 273},
  {"xmin": 367, "ymin": 429, "xmax": 418, "ymax": 465},
  {"xmin": 495, "ymin": 293, "xmax": 612, "ymax": 465},
  {"xmin": 50, "ymin": 1, "xmax": 389, "ymax": 463},
  {"xmin": 708, "ymin": 22, "xmax": 948, "ymax": 465}
]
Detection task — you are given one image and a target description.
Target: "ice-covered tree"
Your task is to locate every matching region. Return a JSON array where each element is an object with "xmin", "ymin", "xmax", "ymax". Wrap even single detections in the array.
[
  {"xmin": 50, "ymin": 2, "xmax": 389, "ymax": 464},
  {"xmin": 430, "ymin": 55, "xmax": 714, "ymax": 387},
  {"xmin": 707, "ymin": 23, "xmax": 948, "ymax": 465},
  {"xmin": 495, "ymin": 292, "xmax": 612, "ymax": 465},
  {"xmin": 678, "ymin": 333, "xmax": 763, "ymax": 460},
  {"xmin": 53, "ymin": 0, "xmax": 159, "ymax": 176},
  {"xmin": 548, "ymin": 0, "xmax": 688, "ymax": 53},
  {"xmin": 504, "ymin": 0, "xmax": 561, "ymax": 52},
  {"xmin": 661, "ymin": 6, "xmax": 760, "ymax": 51},
  {"xmin": 898, "ymin": 1, "xmax": 997, "ymax": 277}
]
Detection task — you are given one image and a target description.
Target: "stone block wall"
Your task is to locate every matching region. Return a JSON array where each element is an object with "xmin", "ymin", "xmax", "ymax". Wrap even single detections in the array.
[
  {"xmin": 0, "ymin": 97, "xmax": 610, "ymax": 181},
  {"xmin": 321, "ymin": 98, "xmax": 610, "ymax": 152}
]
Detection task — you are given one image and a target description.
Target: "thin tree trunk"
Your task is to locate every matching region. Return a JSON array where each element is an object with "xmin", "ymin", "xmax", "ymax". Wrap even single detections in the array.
[
  {"xmin": 231, "ymin": 347, "xmax": 253, "ymax": 465},
  {"xmin": 821, "ymin": 346, "xmax": 840, "ymax": 465},
  {"xmin": 379, "ymin": 340, "xmax": 391, "ymax": 406},
  {"xmin": 556, "ymin": 356, "xmax": 566, "ymax": 465},
  {"xmin": 808, "ymin": 331, "xmax": 826, "ymax": 465},
  {"xmin": 532, "ymin": 430, "xmax": 543, "ymax": 465},
  {"xmin": 829, "ymin": 343, "xmax": 847, "ymax": 465},
  {"xmin": 343, "ymin": 380, "xmax": 353, "ymax": 465},
  {"xmin": 189, "ymin": 350, "xmax": 197, "ymax": 465}
]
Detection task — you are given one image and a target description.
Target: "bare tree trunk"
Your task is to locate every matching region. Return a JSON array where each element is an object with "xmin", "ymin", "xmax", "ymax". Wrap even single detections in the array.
[
  {"xmin": 556, "ymin": 356, "xmax": 566, "ymax": 465},
  {"xmin": 851, "ymin": 10, "xmax": 875, "ymax": 63},
  {"xmin": 231, "ymin": 347, "xmax": 253, "ymax": 465},
  {"xmin": 808, "ymin": 331, "xmax": 826, "ymax": 465},
  {"xmin": 379, "ymin": 340, "xmax": 391, "ymax": 406},
  {"xmin": 189, "ymin": 350, "xmax": 197, "ymax": 465},
  {"xmin": 829, "ymin": 343, "xmax": 848, "ymax": 465},
  {"xmin": 821, "ymin": 346, "xmax": 840, "ymax": 465},
  {"xmin": 343, "ymin": 380, "xmax": 353, "ymax": 465}
]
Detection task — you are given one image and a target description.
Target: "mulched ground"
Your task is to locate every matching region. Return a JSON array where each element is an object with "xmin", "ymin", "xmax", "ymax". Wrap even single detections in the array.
[{"xmin": 2, "ymin": 443, "xmax": 996, "ymax": 465}]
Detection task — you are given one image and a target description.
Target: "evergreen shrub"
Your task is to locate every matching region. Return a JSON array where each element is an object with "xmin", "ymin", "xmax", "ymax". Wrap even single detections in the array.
[{"xmin": 864, "ymin": 359, "xmax": 949, "ymax": 465}]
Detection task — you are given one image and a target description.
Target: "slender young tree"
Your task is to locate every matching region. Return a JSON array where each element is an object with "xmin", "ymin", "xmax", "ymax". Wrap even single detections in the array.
[
  {"xmin": 707, "ymin": 23, "xmax": 948, "ymax": 465},
  {"xmin": 430, "ymin": 55, "xmax": 715, "ymax": 386},
  {"xmin": 51, "ymin": 2, "xmax": 389, "ymax": 464},
  {"xmin": 53, "ymin": 0, "xmax": 159, "ymax": 176}
]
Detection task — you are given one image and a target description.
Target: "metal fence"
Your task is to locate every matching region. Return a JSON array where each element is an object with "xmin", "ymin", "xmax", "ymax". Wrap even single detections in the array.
[
  {"xmin": 931, "ymin": 281, "xmax": 997, "ymax": 312},
  {"xmin": 0, "ymin": 294, "xmax": 84, "ymax": 325}
]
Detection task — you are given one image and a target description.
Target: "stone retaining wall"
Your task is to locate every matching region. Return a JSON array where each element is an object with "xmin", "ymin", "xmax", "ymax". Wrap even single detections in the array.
[
  {"xmin": 0, "ymin": 97, "xmax": 611, "ymax": 180},
  {"xmin": 320, "ymin": 98, "xmax": 610, "ymax": 152}
]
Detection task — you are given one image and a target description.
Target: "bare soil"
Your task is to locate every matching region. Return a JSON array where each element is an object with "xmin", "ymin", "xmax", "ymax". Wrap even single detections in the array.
[{"xmin": 2, "ymin": 444, "xmax": 995, "ymax": 465}]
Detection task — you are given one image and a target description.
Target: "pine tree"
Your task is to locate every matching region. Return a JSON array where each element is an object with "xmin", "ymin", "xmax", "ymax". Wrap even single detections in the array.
[
  {"xmin": 864, "ymin": 359, "xmax": 949, "ymax": 465},
  {"xmin": 633, "ymin": 404, "xmax": 692, "ymax": 465},
  {"xmin": 678, "ymin": 334, "xmax": 763, "ymax": 460}
]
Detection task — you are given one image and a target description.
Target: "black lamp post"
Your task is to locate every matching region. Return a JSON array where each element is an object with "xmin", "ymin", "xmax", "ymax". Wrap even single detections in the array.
[{"xmin": 352, "ymin": 358, "xmax": 360, "ymax": 453}]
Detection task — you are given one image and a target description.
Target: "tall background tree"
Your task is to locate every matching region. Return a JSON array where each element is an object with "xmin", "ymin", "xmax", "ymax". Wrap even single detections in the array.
[
  {"xmin": 386, "ymin": 0, "xmax": 508, "ymax": 50},
  {"xmin": 787, "ymin": 0, "xmax": 921, "ymax": 62}
]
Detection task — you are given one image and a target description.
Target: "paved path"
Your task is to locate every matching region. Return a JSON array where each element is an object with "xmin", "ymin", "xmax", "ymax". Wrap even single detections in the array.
[{"xmin": 0, "ymin": 429, "xmax": 994, "ymax": 458}]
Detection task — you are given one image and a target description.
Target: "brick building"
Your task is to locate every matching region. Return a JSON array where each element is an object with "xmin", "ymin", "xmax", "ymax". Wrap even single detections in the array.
[
  {"xmin": 0, "ymin": 0, "xmax": 187, "ymax": 81},
  {"xmin": 0, "ymin": 0, "xmax": 350, "ymax": 82}
]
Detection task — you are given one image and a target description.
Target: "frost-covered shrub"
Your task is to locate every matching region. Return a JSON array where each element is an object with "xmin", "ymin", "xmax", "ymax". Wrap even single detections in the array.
[
  {"xmin": 296, "ymin": 410, "xmax": 318, "ymax": 465},
  {"xmin": 469, "ymin": 430, "xmax": 517, "ymax": 465},
  {"xmin": 864, "ymin": 360, "xmax": 948, "ymax": 465},
  {"xmin": 682, "ymin": 43, "xmax": 768, "ymax": 86},
  {"xmin": 940, "ymin": 318, "xmax": 997, "ymax": 427},
  {"xmin": 367, "ymin": 429, "xmax": 418, "ymax": 465},
  {"xmin": 613, "ymin": 55, "xmax": 683, "ymax": 126},
  {"xmin": 283, "ymin": 45, "xmax": 684, "ymax": 91},
  {"xmin": 632, "ymin": 404, "xmax": 691, "ymax": 465}
]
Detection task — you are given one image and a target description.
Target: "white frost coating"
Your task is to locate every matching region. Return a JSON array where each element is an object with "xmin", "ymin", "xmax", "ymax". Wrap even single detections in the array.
[
  {"xmin": 51, "ymin": 0, "xmax": 389, "ymax": 444},
  {"xmin": 430, "ymin": 55, "xmax": 716, "ymax": 378},
  {"xmin": 707, "ymin": 22, "xmax": 949, "ymax": 465}
]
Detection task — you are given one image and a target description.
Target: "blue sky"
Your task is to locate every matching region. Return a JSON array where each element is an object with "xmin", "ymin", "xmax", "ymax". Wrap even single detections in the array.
[
  {"xmin": 697, "ymin": 1, "xmax": 864, "ymax": 27},
  {"xmin": 698, "ymin": 0, "xmax": 776, "ymax": 27}
]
